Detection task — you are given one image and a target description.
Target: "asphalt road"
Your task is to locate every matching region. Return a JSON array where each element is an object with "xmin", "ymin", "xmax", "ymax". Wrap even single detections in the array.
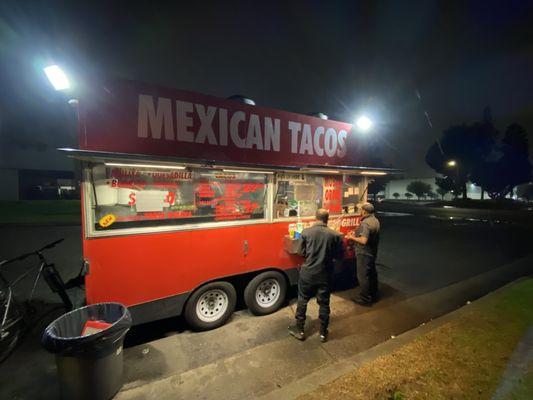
[
  {"xmin": 376, "ymin": 200, "xmax": 533, "ymax": 226},
  {"xmin": 0, "ymin": 204, "xmax": 531, "ymax": 339}
]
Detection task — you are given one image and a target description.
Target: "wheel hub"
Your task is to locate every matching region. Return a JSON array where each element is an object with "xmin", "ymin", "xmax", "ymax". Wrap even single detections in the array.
[
  {"xmin": 255, "ymin": 278, "xmax": 280, "ymax": 308},
  {"xmin": 196, "ymin": 289, "xmax": 229, "ymax": 323}
]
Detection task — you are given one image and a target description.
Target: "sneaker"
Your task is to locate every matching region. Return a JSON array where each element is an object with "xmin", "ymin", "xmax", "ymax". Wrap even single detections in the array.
[
  {"xmin": 288, "ymin": 324, "xmax": 305, "ymax": 341},
  {"xmin": 352, "ymin": 297, "xmax": 372, "ymax": 307},
  {"xmin": 319, "ymin": 331, "xmax": 329, "ymax": 343}
]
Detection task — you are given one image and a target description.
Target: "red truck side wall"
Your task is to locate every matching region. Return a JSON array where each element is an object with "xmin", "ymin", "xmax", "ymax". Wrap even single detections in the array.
[{"xmin": 83, "ymin": 221, "xmax": 303, "ymax": 307}]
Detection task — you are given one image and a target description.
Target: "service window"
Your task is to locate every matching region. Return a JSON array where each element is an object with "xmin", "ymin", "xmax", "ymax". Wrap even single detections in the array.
[
  {"xmin": 342, "ymin": 175, "xmax": 366, "ymax": 214},
  {"xmin": 275, "ymin": 173, "xmax": 365, "ymax": 218},
  {"xmin": 274, "ymin": 173, "xmax": 340, "ymax": 218},
  {"xmin": 88, "ymin": 164, "xmax": 268, "ymax": 231}
]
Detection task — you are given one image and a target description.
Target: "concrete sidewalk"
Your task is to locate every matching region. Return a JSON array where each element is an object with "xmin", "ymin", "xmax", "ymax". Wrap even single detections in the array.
[
  {"xmin": 115, "ymin": 254, "xmax": 532, "ymax": 400},
  {"xmin": 260, "ymin": 278, "xmax": 533, "ymax": 400}
]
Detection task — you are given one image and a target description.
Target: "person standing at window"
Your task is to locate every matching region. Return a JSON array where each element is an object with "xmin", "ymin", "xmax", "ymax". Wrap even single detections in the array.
[
  {"xmin": 288, "ymin": 209, "xmax": 343, "ymax": 342},
  {"xmin": 346, "ymin": 202, "xmax": 381, "ymax": 306}
]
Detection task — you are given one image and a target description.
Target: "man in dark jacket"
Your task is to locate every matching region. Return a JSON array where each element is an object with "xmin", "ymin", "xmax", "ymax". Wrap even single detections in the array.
[
  {"xmin": 347, "ymin": 202, "xmax": 381, "ymax": 306},
  {"xmin": 288, "ymin": 209, "xmax": 343, "ymax": 342}
]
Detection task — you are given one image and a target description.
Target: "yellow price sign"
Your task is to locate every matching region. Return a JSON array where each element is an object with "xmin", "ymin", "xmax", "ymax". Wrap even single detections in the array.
[{"xmin": 98, "ymin": 214, "xmax": 116, "ymax": 228}]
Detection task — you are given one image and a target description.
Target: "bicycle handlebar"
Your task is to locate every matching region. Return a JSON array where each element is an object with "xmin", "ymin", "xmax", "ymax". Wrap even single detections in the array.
[
  {"xmin": 40, "ymin": 238, "xmax": 64, "ymax": 251},
  {"xmin": 3, "ymin": 239, "xmax": 65, "ymax": 265}
]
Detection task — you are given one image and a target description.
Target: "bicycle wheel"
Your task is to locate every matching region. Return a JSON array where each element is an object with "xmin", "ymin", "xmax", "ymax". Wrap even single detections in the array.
[{"xmin": 0, "ymin": 316, "xmax": 24, "ymax": 363}]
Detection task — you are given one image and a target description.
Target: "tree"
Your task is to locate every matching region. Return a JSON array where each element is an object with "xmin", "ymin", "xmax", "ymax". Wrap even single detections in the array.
[
  {"xmin": 517, "ymin": 183, "xmax": 533, "ymax": 202},
  {"xmin": 436, "ymin": 187, "xmax": 449, "ymax": 200},
  {"xmin": 427, "ymin": 191, "xmax": 439, "ymax": 200},
  {"xmin": 425, "ymin": 107, "xmax": 498, "ymax": 199},
  {"xmin": 405, "ymin": 192, "xmax": 413, "ymax": 200},
  {"xmin": 471, "ymin": 124, "xmax": 532, "ymax": 199},
  {"xmin": 368, "ymin": 177, "xmax": 391, "ymax": 200},
  {"xmin": 392, "ymin": 192, "xmax": 400, "ymax": 199},
  {"xmin": 367, "ymin": 168, "xmax": 394, "ymax": 200},
  {"xmin": 435, "ymin": 176, "xmax": 459, "ymax": 199},
  {"xmin": 406, "ymin": 181, "xmax": 432, "ymax": 200}
]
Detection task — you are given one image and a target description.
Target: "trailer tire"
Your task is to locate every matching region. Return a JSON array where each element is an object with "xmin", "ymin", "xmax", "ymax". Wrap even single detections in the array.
[
  {"xmin": 184, "ymin": 281, "xmax": 237, "ymax": 331},
  {"xmin": 244, "ymin": 271, "xmax": 287, "ymax": 316}
]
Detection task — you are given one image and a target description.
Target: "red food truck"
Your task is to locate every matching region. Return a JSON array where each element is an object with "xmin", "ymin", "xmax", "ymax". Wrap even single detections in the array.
[{"xmin": 61, "ymin": 79, "xmax": 392, "ymax": 330}]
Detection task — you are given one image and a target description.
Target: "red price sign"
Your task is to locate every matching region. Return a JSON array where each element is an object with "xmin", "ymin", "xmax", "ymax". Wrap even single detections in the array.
[{"xmin": 322, "ymin": 177, "xmax": 342, "ymax": 213}]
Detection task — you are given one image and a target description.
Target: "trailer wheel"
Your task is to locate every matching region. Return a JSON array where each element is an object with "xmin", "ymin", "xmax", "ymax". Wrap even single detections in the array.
[
  {"xmin": 184, "ymin": 281, "xmax": 237, "ymax": 331},
  {"xmin": 244, "ymin": 271, "xmax": 287, "ymax": 316}
]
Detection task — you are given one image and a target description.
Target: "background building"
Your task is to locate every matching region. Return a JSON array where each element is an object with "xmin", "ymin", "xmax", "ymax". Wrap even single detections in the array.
[
  {"xmin": 384, "ymin": 177, "xmax": 484, "ymax": 200},
  {"xmin": 0, "ymin": 110, "xmax": 77, "ymax": 200}
]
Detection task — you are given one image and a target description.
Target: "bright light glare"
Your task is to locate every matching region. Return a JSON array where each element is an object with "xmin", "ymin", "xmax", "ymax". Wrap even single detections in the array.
[
  {"xmin": 356, "ymin": 116, "xmax": 373, "ymax": 131},
  {"xmin": 303, "ymin": 169, "xmax": 340, "ymax": 174},
  {"xmin": 44, "ymin": 65, "xmax": 70, "ymax": 90},
  {"xmin": 222, "ymin": 169, "xmax": 273, "ymax": 174},
  {"xmin": 104, "ymin": 162, "xmax": 186, "ymax": 170},
  {"xmin": 447, "ymin": 160, "xmax": 457, "ymax": 167},
  {"xmin": 361, "ymin": 171, "xmax": 387, "ymax": 176}
]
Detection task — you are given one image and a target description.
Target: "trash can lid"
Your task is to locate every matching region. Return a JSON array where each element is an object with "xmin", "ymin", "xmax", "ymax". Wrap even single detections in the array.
[{"xmin": 44, "ymin": 302, "xmax": 130, "ymax": 340}]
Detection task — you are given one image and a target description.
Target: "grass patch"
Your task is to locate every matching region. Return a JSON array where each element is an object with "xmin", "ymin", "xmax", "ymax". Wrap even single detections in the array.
[
  {"xmin": 0, "ymin": 200, "xmax": 81, "ymax": 225},
  {"xmin": 300, "ymin": 279, "xmax": 533, "ymax": 400}
]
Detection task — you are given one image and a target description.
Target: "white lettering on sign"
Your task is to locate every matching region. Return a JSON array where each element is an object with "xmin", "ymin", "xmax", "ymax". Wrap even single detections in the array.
[
  {"xmin": 313, "ymin": 126, "xmax": 324, "ymax": 156},
  {"xmin": 324, "ymin": 128, "xmax": 337, "ymax": 157},
  {"xmin": 176, "ymin": 100, "xmax": 194, "ymax": 142},
  {"xmin": 246, "ymin": 114, "xmax": 263, "ymax": 149},
  {"xmin": 337, "ymin": 130, "xmax": 347, "ymax": 157},
  {"xmin": 219, "ymin": 108, "xmax": 228, "ymax": 146},
  {"xmin": 137, "ymin": 95, "xmax": 174, "ymax": 140},
  {"xmin": 288, "ymin": 121, "xmax": 301, "ymax": 154},
  {"xmin": 195, "ymin": 104, "xmax": 217, "ymax": 145},
  {"xmin": 137, "ymin": 94, "xmax": 349, "ymax": 159},
  {"xmin": 264, "ymin": 117, "xmax": 280, "ymax": 151},
  {"xmin": 341, "ymin": 217, "xmax": 359, "ymax": 227},
  {"xmin": 230, "ymin": 111, "xmax": 246, "ymax": 148},
  {"xmin": 300, "ymin": 124, "xmax": 313, "ymax": 155}
]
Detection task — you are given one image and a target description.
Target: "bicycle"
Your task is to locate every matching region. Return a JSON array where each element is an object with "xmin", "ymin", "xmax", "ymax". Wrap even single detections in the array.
[{"xmin": 0, "ymin": 239, "xmax": 74, "ymax": 363}]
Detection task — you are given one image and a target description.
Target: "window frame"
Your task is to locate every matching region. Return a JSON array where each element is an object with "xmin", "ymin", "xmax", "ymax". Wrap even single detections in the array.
[
  {"xmin": 82, "ymin": 162, "xmax": 368, "ymax": 238},
  {"xmin": 83, "ymin": 163, "xmax": 274, "ymax": 238},
  {"xmin": 272, "ymin": 173, "xmax": 366, "ymax": 222}
]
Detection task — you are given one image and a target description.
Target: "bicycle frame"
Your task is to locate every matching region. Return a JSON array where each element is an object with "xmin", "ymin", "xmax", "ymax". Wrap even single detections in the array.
[
  {"xmin": 1, "ymin": 239, "xmax": 70, "ymax": 362},
  {"xmin": 0, "ymin": 262, "xmax": 23, "ymax": 339},
  {"xmin": 28, "ymin": 256, "xmax": 46, "ymax": 304},
  {"xmin": 1, "ymin": 241, "xmax": 71, "ymax": 332}
]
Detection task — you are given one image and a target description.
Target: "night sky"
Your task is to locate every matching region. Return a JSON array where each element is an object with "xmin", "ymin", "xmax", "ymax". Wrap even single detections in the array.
[{"xmin": 1, "ymin": 0, "xmax": 532, "ymax": 176}]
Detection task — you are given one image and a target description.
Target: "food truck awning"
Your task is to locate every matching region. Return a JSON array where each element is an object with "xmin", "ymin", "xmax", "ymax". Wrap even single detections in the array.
[{"xmin": 58, "ymin": 148, "xmax": 402, "ymax": 175}]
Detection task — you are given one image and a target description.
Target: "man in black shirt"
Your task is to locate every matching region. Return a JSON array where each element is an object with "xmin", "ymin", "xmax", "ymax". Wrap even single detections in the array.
[
  {"xmin": 347, "ymin": 202, "xmax": 381, "ymax": 306},
  {"xmin": 288, "ymin": 209, "xmax": 343, "ymax": 342}
]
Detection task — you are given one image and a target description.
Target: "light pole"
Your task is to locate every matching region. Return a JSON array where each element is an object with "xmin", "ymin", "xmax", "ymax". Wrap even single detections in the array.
[
  {"xmin": 446, "ymin": 160, "xmax": 462, "ymax": 199},
  {"xmin": 42, "ymin": 65, "xmax": 81, "ymax": 193}
]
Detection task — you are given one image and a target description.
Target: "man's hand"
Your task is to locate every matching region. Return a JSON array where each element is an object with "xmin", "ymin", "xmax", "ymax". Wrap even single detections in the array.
[
  {"xmin": 345, "ymin": 231, "xmax": 356, "ymax": 241},
  {"xmin": 346, "ymin": 231, "xmax": 368, "ymax": 245}
]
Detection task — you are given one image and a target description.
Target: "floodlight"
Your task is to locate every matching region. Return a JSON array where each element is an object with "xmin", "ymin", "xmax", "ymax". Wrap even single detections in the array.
[
  {"xmin": 356, "ymin": 116, "xmax": 373, "ymax": 131},
  {"xmin": 44, "ymin": 65, "xmax": 70, "ymax": 91}
]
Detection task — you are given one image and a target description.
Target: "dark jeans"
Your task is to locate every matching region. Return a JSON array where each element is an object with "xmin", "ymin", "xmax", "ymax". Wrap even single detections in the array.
[
  {"xmin": 355, "ymin": 254, "xmax": 378, "ymax": 303},
  {"xmin": 295, "ymin": 276, "xmax": 331, "ymax": 333}
]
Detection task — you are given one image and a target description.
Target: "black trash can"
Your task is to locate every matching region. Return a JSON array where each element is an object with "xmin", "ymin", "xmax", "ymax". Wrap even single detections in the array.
[{"xmin": 42, "ymin": 302, "xmax": 132, "ymax": 400}]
